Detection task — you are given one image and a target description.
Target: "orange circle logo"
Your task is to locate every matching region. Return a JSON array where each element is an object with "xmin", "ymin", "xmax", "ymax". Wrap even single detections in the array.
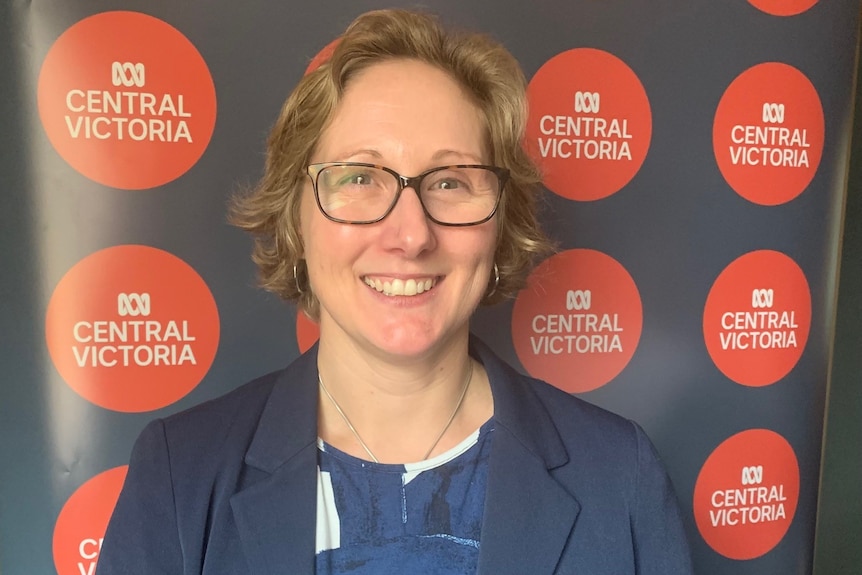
[
  {"xmin": 693, "ymin": 429, "xmax": 800, "ymax": 560},
  {"xmin": 713, "ymin": 62, "xmax": 824, "ymax": 205},
  {"xmin": 526, "ymin": 48, "xmax": 652, "ymax": 201},
  {"xmin": 45, "ymin": 245, "xmax": 220, "ymax": 412},
  {"xmin": 703, "ymin": 250, "xmax": 811, "ymax": 387},
  {"xmin": 296, "ymin": 312, "xmax": 320, "ymax": 353},
  {"xmin": 511, "ymin": 249, "xmax": 643, "ymax": 392},
  {"xmin": 748, "ymin": 0, "xmax": 818, "ymax": 16},
  {"xmin": 37, "ymin": 11, "xmax": 217, "ymax": 190},
  {"xmin": 53, "ymin": 466, "xmax": 127, "ymax": 575}
]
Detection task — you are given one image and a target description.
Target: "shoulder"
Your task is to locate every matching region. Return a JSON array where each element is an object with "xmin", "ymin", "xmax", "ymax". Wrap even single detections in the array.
[
  {"xmin": 526, "ymin": 374, "xmax": 651, "ymax": 479},
  {"xmin": 471, "ymin": 336, "xmax": 692, "ymax": 571},
  {"xmin": 503, "ymin": 357, "xmax": 687, "ymax": 539},
  {"xmin": 473, "ymin": 336, "xmax": 639, "ymax": 454},
  {"xmin": 134, "ymin": 344, "xmax": 319, "ymax": 474},
  {"xmin": 528, "ymin": 377, "xmax": 641, "ymax": 449},
  {"xmin": 124, "ymin": 369, "xmax": 287, "ymax": 480},
  {"xmin": 160, "ymin": 342, "xmax": 318, "ymax": 441},
  {"xmin": 473, "ymin": 335, "xmax": 660, "ymax": 486},
  {"xmin": 157, "ymin": 368, "xmax": 284, "ymax": 447}
]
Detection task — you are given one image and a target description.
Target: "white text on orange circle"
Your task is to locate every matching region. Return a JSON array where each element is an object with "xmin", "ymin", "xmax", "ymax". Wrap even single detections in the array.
[
  {"xmin": 64, "ymin": 90, "xmax": 192, "ymax": 143},
  {"xmin": 538, "ymin": 116, "xmax": 632, "ymax": 160}
]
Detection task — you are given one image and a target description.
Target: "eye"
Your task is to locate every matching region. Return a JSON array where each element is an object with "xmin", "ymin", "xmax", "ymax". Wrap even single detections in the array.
[
  {"xmin": 427, "ymin": 170, "xmax": 472, "ymax": 192},
  {"xmin": 320, "ymin": 165, "xmax": 387, "ymax": 191},
  {"xmin": 339, "ymin": 172, "xmax": 374, "ymax": 186},
  {"xmin": 437, "ymin": 178, "xmax": 463, "ymax": 190}
]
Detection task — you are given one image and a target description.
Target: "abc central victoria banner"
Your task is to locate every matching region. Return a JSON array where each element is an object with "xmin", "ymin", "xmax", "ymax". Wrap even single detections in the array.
[{"xmin": 0, "ymin": 1, "xmax": 858, "ymax": 574}]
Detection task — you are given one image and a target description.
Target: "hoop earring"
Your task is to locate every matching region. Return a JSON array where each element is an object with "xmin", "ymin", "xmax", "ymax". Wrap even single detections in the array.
[
  {"xmin": 486, "ymin": 262, "xmax": 500, "ymax": 299},
  {"xmin": 293, "ymin": 263, "xmax": 304, "ymax": 295}
]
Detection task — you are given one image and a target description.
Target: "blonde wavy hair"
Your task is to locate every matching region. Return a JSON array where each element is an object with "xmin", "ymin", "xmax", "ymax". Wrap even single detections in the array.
[{"xmin": 231, "ymin": 9, "xmax": 553, "ymax": 320}]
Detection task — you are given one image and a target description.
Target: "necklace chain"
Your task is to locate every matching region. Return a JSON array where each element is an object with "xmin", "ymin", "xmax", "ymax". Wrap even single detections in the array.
[{"xmin": 318, "ymin": 361, "xmax": 474, "ymax": 463}]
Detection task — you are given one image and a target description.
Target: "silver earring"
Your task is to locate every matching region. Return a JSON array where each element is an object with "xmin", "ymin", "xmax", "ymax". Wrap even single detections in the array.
[
  {"xmin": 293, "ymin": 263, "xmax": 304, "ymax": 295},
  {"xmin": 486, "ymin": 262, "xmax": 500, "ymax": 298}
]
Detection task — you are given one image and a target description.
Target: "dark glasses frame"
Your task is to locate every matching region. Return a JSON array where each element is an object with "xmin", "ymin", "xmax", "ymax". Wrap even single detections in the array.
[{"xmin": 306, "ymin": 162, "xmax": 510, "ymax": 226}]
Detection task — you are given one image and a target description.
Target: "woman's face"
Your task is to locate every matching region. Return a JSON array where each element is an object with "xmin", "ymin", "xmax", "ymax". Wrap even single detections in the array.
[{"xmin": 301, "ymin": 58, "xmax": 497, "ymax": 362}]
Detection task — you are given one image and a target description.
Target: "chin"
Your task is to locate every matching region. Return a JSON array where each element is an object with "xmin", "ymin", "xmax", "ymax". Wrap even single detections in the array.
[{"xmin": 364, "ymin": 323, "xmax": 450, "ymax": 360}]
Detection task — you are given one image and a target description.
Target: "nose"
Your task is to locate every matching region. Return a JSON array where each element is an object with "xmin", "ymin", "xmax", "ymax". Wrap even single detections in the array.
[{"xmin": 380, "ymin": 186, "xmax": 436, "ymax": 256}]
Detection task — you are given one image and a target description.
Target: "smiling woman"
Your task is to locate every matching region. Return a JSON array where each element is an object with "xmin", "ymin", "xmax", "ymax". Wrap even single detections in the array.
[
  {"xmin": 96, "ymin": 9, "xmax": 693, "ymax": 575},
  {"xmin": 301, "ymin": 57, "xmax": 500, "ymax": 371}
]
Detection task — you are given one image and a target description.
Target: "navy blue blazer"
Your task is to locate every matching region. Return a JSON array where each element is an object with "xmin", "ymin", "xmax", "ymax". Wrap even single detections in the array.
[{"xmin": 97, "ymin": 338, "xmax": 692, "ymax": 574}]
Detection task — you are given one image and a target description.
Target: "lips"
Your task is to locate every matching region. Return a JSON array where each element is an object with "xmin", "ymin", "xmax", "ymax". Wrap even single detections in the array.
[{"xmin": 363, "ymin": 276, "xmax": 437, "ymax": 296}]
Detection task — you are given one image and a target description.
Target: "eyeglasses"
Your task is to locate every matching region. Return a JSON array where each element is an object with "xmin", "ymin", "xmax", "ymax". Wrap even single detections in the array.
[{"xmin": 306, "ymin": 162, "xmax": 509, "ymax": 226}]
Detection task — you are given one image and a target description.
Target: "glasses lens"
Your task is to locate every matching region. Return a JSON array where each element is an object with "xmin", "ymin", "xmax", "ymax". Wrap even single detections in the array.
[
  {"xmin": 316, "ymin": 165, "xmax": 396, "ymax": 223},
  {"xmin": 313, "ymin": 164, "xmax": 503, "ymax": 225},
  {"xmin": 420, "ymin": 167, "xmax": 501, "ymax": 225}
]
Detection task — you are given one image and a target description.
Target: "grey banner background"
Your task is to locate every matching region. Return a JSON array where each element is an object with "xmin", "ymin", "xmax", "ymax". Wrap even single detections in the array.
[{"xmin": 0, "ymin": 1, "xmax": 859, "ymax": 573}]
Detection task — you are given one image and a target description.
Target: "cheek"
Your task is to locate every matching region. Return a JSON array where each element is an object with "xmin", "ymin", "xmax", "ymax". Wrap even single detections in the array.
[
  {"xmin": 472, "ymin": 221, "xmax": 499, "ymax": 265},
  {"xmin": 300, "ymin": 191, "xmax": 338, "ymax": 260},
  {"xmin": 302, "ymin": 209, "xmax": 365, "ymax": 283},
  {"xmin": 298, "ymin": 188, "xmax": 317, "ymax": 251},
  {"xmin": 449, "ymin": 226, "xmax": 497, "ymax": 287}
]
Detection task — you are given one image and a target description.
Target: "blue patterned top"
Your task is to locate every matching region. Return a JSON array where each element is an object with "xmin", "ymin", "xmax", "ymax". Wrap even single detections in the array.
[{"xmin": 315, "ymin": 420, "xmax": 495, "ymax": 574}]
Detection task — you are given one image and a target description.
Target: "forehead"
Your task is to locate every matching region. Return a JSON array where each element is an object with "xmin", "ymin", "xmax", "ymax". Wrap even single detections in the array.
[{"xmin": 315, "ymin": 59, "xmax": 487, "ymax": 163}]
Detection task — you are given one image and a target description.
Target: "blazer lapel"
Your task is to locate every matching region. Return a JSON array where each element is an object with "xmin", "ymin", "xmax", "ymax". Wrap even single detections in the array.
[
  {"xmin": 228, "ymin": 338, "xmax": 580, "ymax": 574},
  {"xmin": 477, "ymin": 430, "xmax": 581, "ymax": 575},
  {"xmin": 230, "ymin": 348, "xmax": 320, "ymax": 575},
  {"xmin": 472, "ymin": 338, "xmax": 581, "ymax": 575}
]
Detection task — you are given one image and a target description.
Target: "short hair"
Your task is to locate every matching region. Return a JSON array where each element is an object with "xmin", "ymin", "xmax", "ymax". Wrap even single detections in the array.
[{"xmin": 231, "ymin": 8, "xmax": 553, "ymax": 320}]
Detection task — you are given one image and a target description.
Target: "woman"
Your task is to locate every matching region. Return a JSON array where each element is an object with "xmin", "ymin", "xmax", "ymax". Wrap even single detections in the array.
[{"xmin": 98, "ymin": 9, "xmax": 692, "ymax": 574}]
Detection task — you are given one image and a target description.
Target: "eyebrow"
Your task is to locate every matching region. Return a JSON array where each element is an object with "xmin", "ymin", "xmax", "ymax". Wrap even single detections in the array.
[
  {"xmin": 431, "ymin": 149, "xmax": 485, "ymax": 164},
  {"xmin": 332, "ymin": 148, "xmax": 486, "ymax": 165},
  {"xmin": 336, "ymin": 149, "xmax": 383, "ymax": 162}
]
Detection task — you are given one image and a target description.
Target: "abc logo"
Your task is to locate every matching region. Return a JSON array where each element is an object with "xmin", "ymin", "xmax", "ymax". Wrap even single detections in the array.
[
  {"xmin": 111, "ymin": 62, "xmax": 145, "ymax": 87},
  {"xmin": 574, "ymin": 91, "xmax": 600, "ymax": 114},
  {"xmin": 566, "ymin": 289, "xmax": 591, "ymax": 311},
  {"xmin": 741, "ymin": 465, "xmax": 764, "ymax": 486},
  {"xmin": 761, "ymin": 102, "xmax": 784, "ymax": 124},
  {"xmin": 117, "ymin": 292, "xmax": 150, "ymax": 316}
]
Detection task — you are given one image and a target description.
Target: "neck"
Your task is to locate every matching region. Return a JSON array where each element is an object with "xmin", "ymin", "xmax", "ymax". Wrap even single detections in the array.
[
  {"xmin": 316, "ymin": 315, "xmax": 473, "ymax": 394},
  {"xmin": 315, "ymin": 326, "xmax": 492, "ymax": 462}
]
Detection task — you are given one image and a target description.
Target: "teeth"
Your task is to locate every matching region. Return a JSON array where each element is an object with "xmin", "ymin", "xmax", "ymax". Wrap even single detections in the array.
[{"xmin": 364, "ymin": 277, "xmax": 435, "ymax": 297}]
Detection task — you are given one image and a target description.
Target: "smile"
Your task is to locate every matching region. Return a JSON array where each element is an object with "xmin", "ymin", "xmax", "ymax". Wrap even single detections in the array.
[{"xmin": 363, "ymin": 276, "xmax": 437, "ymax": 297}]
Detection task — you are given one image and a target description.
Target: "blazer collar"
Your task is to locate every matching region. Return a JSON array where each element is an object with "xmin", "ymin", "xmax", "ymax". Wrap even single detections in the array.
[
  {"xmin": 232, "ymin": 337, "xmax": 580, "ymax": 575},
  {"xmin": 238, "ymin": 336, "xmax": 571, "ymax": 471},
  {"xmin": 242, "ymin": 336, "xmax": 571, "ymax": 472},
  {"xmin": 231, "ymin": 345, "xmax": 320, "ymax": 575},
  {"xmin": 470, "ymin": 336, "xmax": 569, "ymax": 470},
  {"xmin": 470, "ymin": 337, "xmax": 581, "ymax": 574},
  {"xmin": 244, "ymin": 345, "xmax": 320, "ymax": 471}
]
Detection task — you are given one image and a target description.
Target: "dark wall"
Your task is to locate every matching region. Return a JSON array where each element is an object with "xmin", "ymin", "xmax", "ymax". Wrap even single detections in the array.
[{"xmin": 813, "ymin": 29, "xmax": 862, "ymax": 574}]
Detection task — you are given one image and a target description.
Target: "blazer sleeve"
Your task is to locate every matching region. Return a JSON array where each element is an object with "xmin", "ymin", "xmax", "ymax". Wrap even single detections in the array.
[
  {"xmin": 630, "ymin": 421, "xmax": 694, "ymax": 574},
  {"xmin": 96, "ymin": 419, "xmax": 184, "ymax": 575}
]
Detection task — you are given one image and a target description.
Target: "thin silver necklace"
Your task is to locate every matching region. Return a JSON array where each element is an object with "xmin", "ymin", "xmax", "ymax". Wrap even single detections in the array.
[{"xmin": 318, "ymin": 360, "xmax": 474, "ymax": 463}]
